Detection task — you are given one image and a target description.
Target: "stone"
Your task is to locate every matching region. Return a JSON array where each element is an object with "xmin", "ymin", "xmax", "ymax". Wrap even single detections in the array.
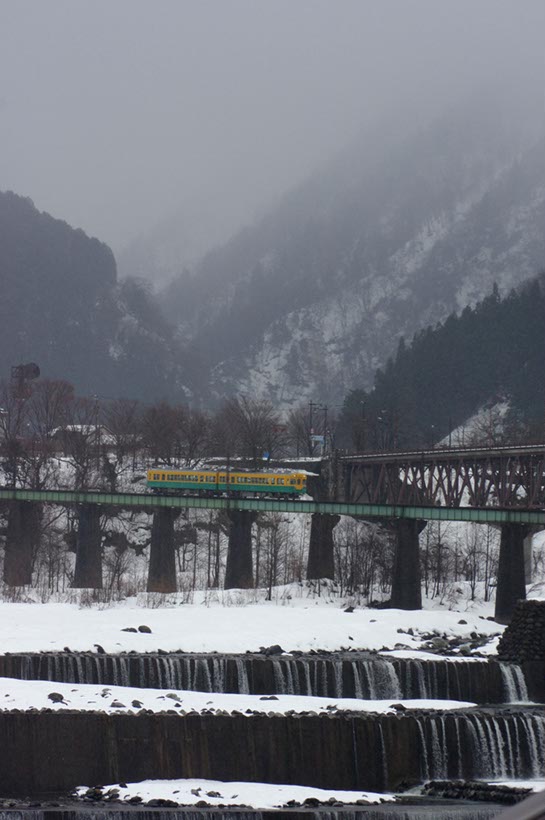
[
  {"xmin": 262, "ymin": 644, "xmax": 284, "ymax": 655},
  {"xmin": 138, "ymin": 625, "xmax": 152, "ymax": 633}
]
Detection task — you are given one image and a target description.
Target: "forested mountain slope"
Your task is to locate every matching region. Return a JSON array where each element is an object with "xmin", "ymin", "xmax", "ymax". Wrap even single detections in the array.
[
  {"xmin": 0, "ymin": 191, "xmax": 197, "ymax": 400},
  {"xmin": 339, "ymin": 275, "xmax": 545, "ymax": 450},
  {"xmin": 163, "ymin": 96, "xmax": 545, "ymax": 408}
]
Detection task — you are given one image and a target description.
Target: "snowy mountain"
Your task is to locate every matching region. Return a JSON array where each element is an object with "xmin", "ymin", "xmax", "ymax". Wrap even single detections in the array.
[{"xmin": 162, "ymin": 95, "xmax": 545, "ymax": 408}]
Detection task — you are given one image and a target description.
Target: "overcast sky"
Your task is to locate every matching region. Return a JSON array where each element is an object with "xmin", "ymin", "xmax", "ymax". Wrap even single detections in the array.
[{"xmin": 1, "ymin": 0, "xmax": 544, "ymax": 264}]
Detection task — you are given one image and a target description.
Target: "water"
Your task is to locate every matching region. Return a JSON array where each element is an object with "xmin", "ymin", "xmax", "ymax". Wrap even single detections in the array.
[
  {"xmin": 500, "ymin": 662, "xmax": 529, "ymax": 702},
  {"xmin": 6, "ymin": 653, "xmax": 528, "ymax": 704}
]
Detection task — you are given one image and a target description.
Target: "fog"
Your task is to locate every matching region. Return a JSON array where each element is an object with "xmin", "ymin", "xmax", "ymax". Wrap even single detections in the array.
[{"xmin": 1, "ymin": 0, "xmax": 544, "ymax": 280}]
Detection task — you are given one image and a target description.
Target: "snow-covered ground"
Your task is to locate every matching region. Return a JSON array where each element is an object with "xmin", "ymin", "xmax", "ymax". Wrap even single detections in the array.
[
  {"xmin": 0, "ymin": 677, "xmax": 476, "ymax": 715},
  {"xmin": 0, "ymin": 590, "xmax": 503, "ymax": 655},
  {"xmin": 1, "ymin": 587, "xmax": 543, "ymax": 810},
  {"xmin": 76, "ymin": 778, "xmax": 394, "ymax": 807}
]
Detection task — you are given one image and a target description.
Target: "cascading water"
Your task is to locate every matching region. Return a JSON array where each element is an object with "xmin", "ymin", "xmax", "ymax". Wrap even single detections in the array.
[
  {"xmin": 235, "ymin": 658, "xmax": 250, "ymax": 694},
  {"xmin": 0, "ymin": 652, "xmax": 535, "ymax": 705},
  {"xmin": 415, "ymin": 712, "xmax": 545, "ymax": 781},
  {"xmin": 500, "ymin": 662, "xmax": 529, "ymax": 702}
]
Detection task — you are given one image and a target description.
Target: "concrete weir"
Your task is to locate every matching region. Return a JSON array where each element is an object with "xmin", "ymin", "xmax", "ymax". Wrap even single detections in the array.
[
  {"xmin": 0, "ymin": 653, "xmax": 543, "ymax": 704},
  {"xmin": 0, "ymin": 808, "xmax": 501, "ymax": 819},
  {"xmin": 0, "ymin": 708, "xmax": 543, "ymax": 795}
]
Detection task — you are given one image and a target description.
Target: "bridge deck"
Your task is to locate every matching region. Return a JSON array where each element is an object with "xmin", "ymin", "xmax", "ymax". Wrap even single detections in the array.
[
  {"xmin": 341, "ymin": 442, "xmax": 545, "ymax": 464},
  {"xmin": 0, "ymin": 488, "xmax": 543, "ymax": 524}
]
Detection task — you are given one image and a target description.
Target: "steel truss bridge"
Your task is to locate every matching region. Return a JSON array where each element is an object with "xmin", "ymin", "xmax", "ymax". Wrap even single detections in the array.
[
  {"xmin": 340, "ymin": 443, "xmax": 545, "ymax": 521},
  {"xmin": 0, "ymin": 486, "xmax": 543, "ymax": 525}
]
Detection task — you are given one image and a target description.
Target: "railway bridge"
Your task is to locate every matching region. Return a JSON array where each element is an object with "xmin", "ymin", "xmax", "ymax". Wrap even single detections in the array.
[
  {"xmin": 1, "ymin": 442, "xmax": 544, "ymax": 622},
  {"xmin": 334, "ymin": 443, "xmax": 545, "ymax": 620}
]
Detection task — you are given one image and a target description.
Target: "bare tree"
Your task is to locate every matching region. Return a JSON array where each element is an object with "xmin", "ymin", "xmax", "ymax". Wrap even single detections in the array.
[
  {"xmin": 218, "ymin": 396, "xmax": 285, "ymax": 467},
  {"xmin": 286, "ymin": 405, "xmax": 313, "ymax": 456},
  {"xmin": 61, "ymin": 397, "xmax": 101, "ymax": 490},
  {"xmin": 24, "ymin": 380, "xmax": 74, "ymax": 490},
  {"xmin": 0, "ymin": 379, "xmax": 29, "ymax": 487},
  {"xmin": 102, "ymin": 398, "xmax": 142, "ymax": 488},
  {"xmin": 141, "ymin": 401, "xmax": 178, "ymax": 465},
  {"xmin": 175, "ymin": 405, "xmax": 211, "ymax": 466}
]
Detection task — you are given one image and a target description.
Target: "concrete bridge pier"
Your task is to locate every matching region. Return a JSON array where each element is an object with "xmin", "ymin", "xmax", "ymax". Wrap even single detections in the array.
[
  {"xmin": 307, "ymin": 513, "xmax": 340, "ymax": 580},
  {"xmin": 225, "ymin": 510, "xmax": 257, "ymax": 589},
  {"xmin": 148, "ymin": 508, "xmax": 179, "ymax": 593},
  {"xmin": 3, "ymin": 501, "xmax": 41, "ymax": 586},
  {"xmin": 391, "ymin": 519, "xmax": 426, "ymax": 610},
  {"xmin": 495, "ymin": 522, "xmax": 528, "ymax": 624},
  {"xmin": 73, "ymin": 504, "xmax": 103, "ymax": 589}
]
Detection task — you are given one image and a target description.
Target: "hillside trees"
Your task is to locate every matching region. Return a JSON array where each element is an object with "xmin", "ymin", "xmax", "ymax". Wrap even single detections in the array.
[{"xmin": 338, "ymin": 275, "xmax": 545, "ymax": 450}]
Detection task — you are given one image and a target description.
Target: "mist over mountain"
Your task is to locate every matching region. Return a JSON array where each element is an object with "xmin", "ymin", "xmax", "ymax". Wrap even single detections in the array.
[
  {"xmin": 339, "ymin": 273, "xmax": 545, "ymax": 451},
  {"xmin": 159, "ymin": 94, "xmax": 544, "ymax": 409},
  {"xmin": 0, "ymin": 191, "xmax": 197, "ymax": 400}
]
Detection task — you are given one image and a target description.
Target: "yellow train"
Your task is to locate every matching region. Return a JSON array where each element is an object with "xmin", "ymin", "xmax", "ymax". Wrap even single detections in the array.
[{"xmin": 147, "ymin": 468, "xmax": 307, "ymax": 497}]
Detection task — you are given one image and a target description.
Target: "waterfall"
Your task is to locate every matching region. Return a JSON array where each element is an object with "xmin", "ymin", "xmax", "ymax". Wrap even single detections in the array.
[
  {"xmin": 212, "ymin": 657, "xmax": 225, "ymax": 692},
  {"xmin": 272, "ymin": 660, "xmax": 286, "ymax": 693},
  {"xmin": 235, "ymin": 658, "xmax": 249, "ymax": 694},
  {"xmin": 318, "ymin": 659, "xmax": 328, "ymax": 696},
  {"xmin": 500, "ymin": 663, "xmax": 529, "ymax": 702},
  {"xmin": 75, "ymin": 654, "xmax": 84, "ymax": 684},
  {"xmin": 416, "ymin": 717, "xmax": 430, "ymax": 781},
  {"xmin": 376, "ymin": 659, "xmax": 401, "ymax": 699},
  {"xmin": 193, "ymin": 658, "xmax": 212, "ymax": 692},
  {"xmin": 520, "ymin": 713, "xmax": 545, "ymax": 778},
  {"xmin": 301, "ymin": 659, "xmax": 312, "ymax": 695},
  {"xmin": 359, "ymin": 659, "xmax": 401, "ymax": 699},
  {"xmin": 333, "ymin": 661, "xmax": 343, "ymax": 698},
  {"xmin": 429, "ymin": 716, "xmax": 448, "ymax": 779},
  {"xmin": 376, "ymin": 721, "xmax": 389, "ymax": 790},
  {"xmin": 461, "ymin": 712, "xmax": 545, "ymax": 780},
  {"xmin": 452, "ymin": 715, "xmax": 463, "ymax": 779},
  {"xmin": 284, "ymin": 660, "xmax": 295, "ymax": 695},
  {"xmin": 1, "ymin": 653, "xmax": 536, "ymax": 705},
  {"xmin": 352, "ymin": 661, "xmax": 363, "ymax": 698},
  {"xmin": 489, "ymin": 716, "xmax": 508, "ymax": 779},
  {"xmin": 112, "ymin": 656, "xmax": 129, "ymax": 687},
  {"xmin": 413, "ymin": 659, "xmax": 426, "ymax": 698}
]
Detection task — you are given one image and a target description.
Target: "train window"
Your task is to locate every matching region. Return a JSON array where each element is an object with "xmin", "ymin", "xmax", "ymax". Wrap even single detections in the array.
[{"xmin": 277, "ymin": 478, "xmax": 284, "ymax": 485}]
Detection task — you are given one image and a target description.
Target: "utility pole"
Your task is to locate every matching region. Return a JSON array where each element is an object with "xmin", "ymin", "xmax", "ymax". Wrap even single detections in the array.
[{"xmin": 309, "ymin": 401, "xmax": 317, "ymax": 456}]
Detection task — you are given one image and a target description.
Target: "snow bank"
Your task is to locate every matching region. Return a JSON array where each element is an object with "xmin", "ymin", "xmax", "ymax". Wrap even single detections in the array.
[
  {"xmin": 0, "ymin": 597, "xmax": 502, "ymax": 655},
  {"xmin": 0, "ymin": 677, "xmax": 476, "ymax": 716}
]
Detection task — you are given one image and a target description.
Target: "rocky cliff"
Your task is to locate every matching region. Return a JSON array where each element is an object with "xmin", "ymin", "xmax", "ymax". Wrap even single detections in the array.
[{"xmin": 163, "ymin": 96, "xmax": 545, "ymax": 408}]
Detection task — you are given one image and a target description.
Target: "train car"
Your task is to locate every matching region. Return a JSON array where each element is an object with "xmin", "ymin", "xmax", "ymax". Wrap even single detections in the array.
[{"xmin": 146, "ymin": 468, "xmax": 307, "ymax": 497}]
